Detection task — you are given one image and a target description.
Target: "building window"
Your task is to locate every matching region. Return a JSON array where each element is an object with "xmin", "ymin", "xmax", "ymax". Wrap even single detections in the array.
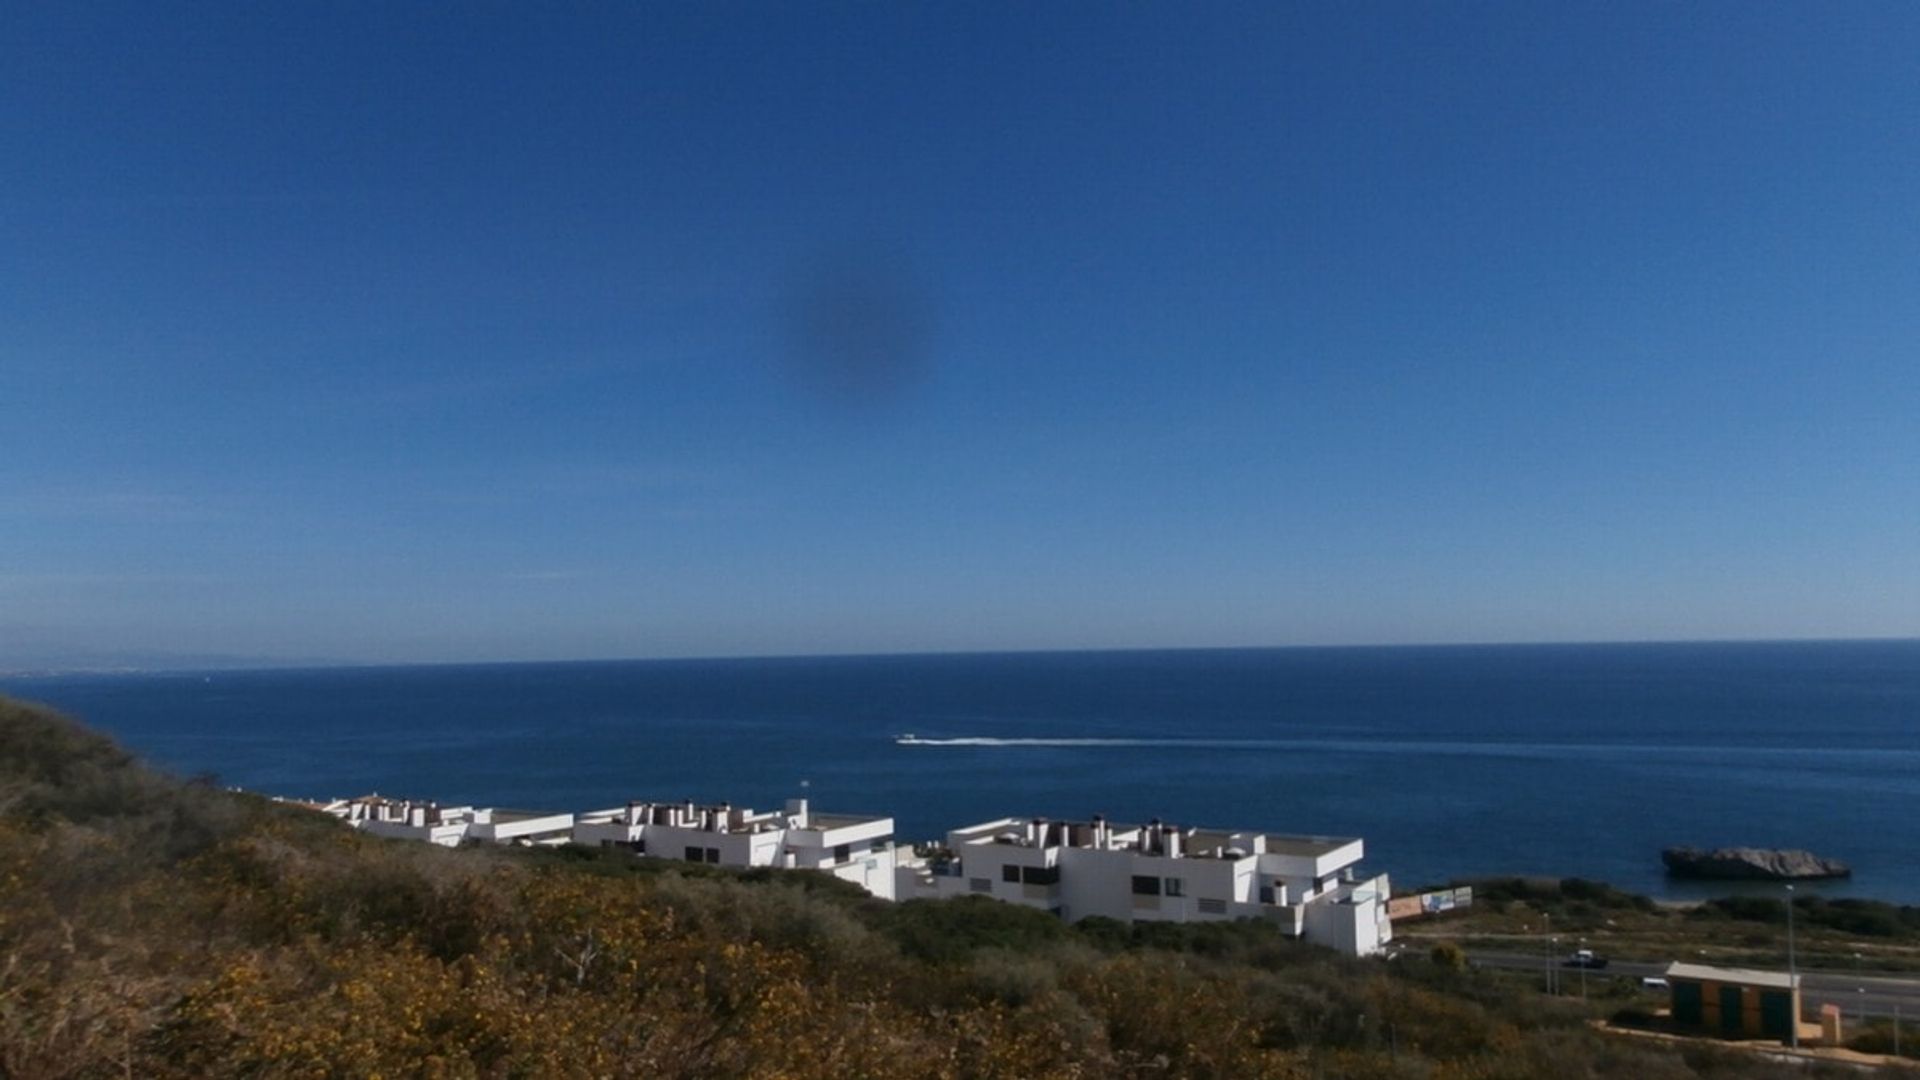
[
  {"xmin": 834, "ymin": 843, "xmax": 851, "ymax": 862},
  {"xmin": 969, "ymin": 877, "xmax": 992, "ymax": 893},
  {"xmin": 1131, "ymin": 875, "xmax": 1161, "ymax": 896},
  {"xmin": 1198, "ymin": 898, "xmax": 1227, "ymax": 915},
  {"xmin": 1021, "ymin": 865, "xmax": 1060, "ymax": 886},
  {"xmin": 1258, "ymin": 885, "xmax": 1275, "ymax": 904},
  {"xmin": 1164, "ymin": 877, "xmax": 1185, "ymax": 898},
  {"xmin": 685, "ymin": 846, "xmax": 705, "ymax": 863},
  {"xmin": 1002, "ymin": 864, "xmax": 1021, "ymax": 883},
  {"xmin": 705, "ymin": 847, "xmax": 720, "ymax": 863}
]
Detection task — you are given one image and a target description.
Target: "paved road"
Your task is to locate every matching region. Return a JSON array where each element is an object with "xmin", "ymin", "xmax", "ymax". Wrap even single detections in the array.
[{"xmin": 1462, "ymin": 950, "xmax": 1920, "ymax": 1017}]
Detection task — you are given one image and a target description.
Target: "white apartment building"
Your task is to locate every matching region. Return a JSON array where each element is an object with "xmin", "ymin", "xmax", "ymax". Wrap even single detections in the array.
[
  {"xmin": 898, "ymin": 814, "xmax": 1392, "ymax": 956},
  {"xmin": 572, "ymin": 797, "xmax": 898, "ymax": 900},
  {"xmin": 322, "ymin": 795, "xmax": 575, "ymax": 848}
]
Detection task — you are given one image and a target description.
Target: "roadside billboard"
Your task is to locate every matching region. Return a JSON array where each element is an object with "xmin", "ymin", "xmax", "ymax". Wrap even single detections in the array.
[{"xmin": 1390, "ymin": 886, "xmax": 1475, "ymax": 921}]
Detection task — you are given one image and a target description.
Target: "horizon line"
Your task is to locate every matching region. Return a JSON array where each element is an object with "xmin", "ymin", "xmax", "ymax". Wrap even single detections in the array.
[{"xmin": 5, "ymin": 633, "xmax": 1918, "ymax": 680}]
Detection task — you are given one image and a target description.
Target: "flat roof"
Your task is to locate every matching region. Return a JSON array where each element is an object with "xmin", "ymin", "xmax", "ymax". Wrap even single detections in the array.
[
  {"xmin": 806, "ymin": 812, "xmax": 891, "ymax": 829},
  {"xmin": 948, "ymin": 817, "xmax": 1359, "ymax": 859},
  {"xmin": 1259, "ymin": 834, "xmax": 1359, "ymax": 857},
  {"xmin": 624, "ymin": 800, "xmax": 773, "ymax": 814},
  {"xmin": 1664, "ymin": 962, "xmax": 1799, "ymax": 990},
  {"xmin": 490, "ymin": 809, "xmax": 571, "ymax": 822}
]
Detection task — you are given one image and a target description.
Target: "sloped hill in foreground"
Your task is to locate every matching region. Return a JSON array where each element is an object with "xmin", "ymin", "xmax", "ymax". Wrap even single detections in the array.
[{"xmin": 0, "ymin": 694, "xmax": 1877, "ymax": 1079}]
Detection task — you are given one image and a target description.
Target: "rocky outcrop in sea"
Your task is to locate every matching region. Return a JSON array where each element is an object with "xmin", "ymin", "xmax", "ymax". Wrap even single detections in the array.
[{"xmin": 1661, "ymin": 846, "xmax": 1852, "ymax": 881}]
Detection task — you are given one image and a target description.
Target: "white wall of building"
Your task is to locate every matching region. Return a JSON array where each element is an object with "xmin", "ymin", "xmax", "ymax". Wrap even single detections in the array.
[
  {"xmin": 319, "ymin": 796, "xmax": 1385, "ymax": 952},
  {"xmin": 1300, "ymin": 874, "xmax": 1393, "ymax": 956},
  {"xmin": 469, "ymin": 810, "xmax": 575, "ymax": 846},
  {"xmin": 361, "ymin": 817, "xmax": 469, "ymax": 847},
  {"xmin": 918, "ymin": 816, "xmax": 1391, "ymax": 957},
  {"xmin": 567, "ymin": 798, "xmax": 898, "ymax": 900}
]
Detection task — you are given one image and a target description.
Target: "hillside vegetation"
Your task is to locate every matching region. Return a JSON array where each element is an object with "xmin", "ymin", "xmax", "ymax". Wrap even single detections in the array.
[{"xmin": 0, "ymin": 693, "xmax": 1895, "ymax": 1079}]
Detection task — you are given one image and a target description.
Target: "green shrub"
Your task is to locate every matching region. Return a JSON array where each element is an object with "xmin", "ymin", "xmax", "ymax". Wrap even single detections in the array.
[
  {"xmin": 1690, "ymin": 894, "xmax": 1920, "ymax": 941},
  {"xmin": 1847, "ymin": 1020, "xmax": 1919, "ymax": 1059},
  {"xmin": 1459, "ymin": 875, "xmax": 1658, "ymax": 915},
  {"xmin": 876, "ymin": 895, "xmax": 1071, "ymax": 965},
  {"xmin": 1690, "ymin": 896, "xmax": 1786, "ymax": 924},
  {"xmin": 1612, "ymin": 1007, "xmax": 1658, "ymax": 1029}
]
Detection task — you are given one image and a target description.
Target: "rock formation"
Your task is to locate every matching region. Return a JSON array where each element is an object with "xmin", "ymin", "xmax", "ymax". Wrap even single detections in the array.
[{"xmin": 1661, "ymin": 846, "xmax": 1852, "ymax": 881}]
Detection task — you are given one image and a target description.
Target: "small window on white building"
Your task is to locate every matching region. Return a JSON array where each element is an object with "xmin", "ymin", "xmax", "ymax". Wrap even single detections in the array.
[
  {"xmin": 1002, "ymin": 865, "xmax": 1021, "ymax": 883},
  {"xmin": 1164, "ymin": 878, "xmax": 1185, "ymax": 897},
  {"xmin": 834, "ymin": 843, "xmax": 851, "ymax": 862},
  {"xmin": 1198, "ymin": 898, "xmax": 1227, "ymax": 915},
  {"xmin": 1131, "ymin": 875, "xmax": 1160, "ymax": 896}
]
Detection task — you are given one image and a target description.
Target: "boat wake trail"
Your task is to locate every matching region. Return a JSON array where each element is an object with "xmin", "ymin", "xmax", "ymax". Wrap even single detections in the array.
[{"xmin": 889, "ymin": 734, "xmax": 1912, "ymax": 762}]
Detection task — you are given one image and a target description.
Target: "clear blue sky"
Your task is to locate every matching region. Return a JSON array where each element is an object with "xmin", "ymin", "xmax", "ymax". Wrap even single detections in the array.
[{"xmin": 4, "ymin": 3, "xmax": 1917, "ymax": 666}]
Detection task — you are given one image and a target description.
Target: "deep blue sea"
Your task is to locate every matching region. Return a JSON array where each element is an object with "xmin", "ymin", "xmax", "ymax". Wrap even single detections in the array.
[{"xmin": 6, "ymin": 640, "xmax": 1917, "ymax": 901}]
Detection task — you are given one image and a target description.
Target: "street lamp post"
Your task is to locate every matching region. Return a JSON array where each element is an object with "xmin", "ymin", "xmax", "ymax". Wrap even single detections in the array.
[
  {"xmin": 1786, "ymin": 884, "xmax": 1799, "ymax": 1050},
  {"xmin": 1521, "ymin": 921, "xmax": 1531, "ymax": 989},
  {"xmin": 1544, "ymin": 913, "xmax": 1555, "ymax": 995}
]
